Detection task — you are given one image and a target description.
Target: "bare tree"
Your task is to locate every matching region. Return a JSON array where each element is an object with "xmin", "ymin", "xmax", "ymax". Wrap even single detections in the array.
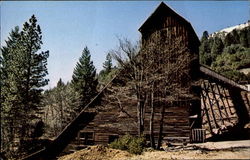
[
  {"xmin": 111, "ymin": 33, "xmax": 198, "ymax": 148},
  {"xmin": 111, "ymin": 38, "xmax": 147, "ymax": 136},
  {"xmin": 140, "ymin": 30, "xmax": 198, "ymax": 148}
]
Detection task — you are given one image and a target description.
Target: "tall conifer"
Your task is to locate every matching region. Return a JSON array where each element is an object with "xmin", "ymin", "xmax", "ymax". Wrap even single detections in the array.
[
  {"xmin": 0, "ymin": 15, "xmax": 49, "ymax": 157},
  {"xmin": 72, "ymin": 46, "xmax": 98, "ymax": 111}
]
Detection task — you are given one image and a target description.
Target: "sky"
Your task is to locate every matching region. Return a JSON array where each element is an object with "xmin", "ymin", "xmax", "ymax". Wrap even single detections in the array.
[{"xmin": 1, "ymin": 1, "xmax": 249, "ymax": 89}]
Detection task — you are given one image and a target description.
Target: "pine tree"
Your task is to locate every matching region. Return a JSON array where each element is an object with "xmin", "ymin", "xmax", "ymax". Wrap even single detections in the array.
[
  {"xmin": 16, "ymin": 15, "xmax": 49, "ymax": 149},
  {"xmin": 57, "ymin": 78, "xmax": 65, "ymax": 87},
  {"xmin": 201, "ymin": 31, "xmax": 209, "ymax": 42},
  {"xmin": 224, "ymin": 32, "xmax": 233, "ymax": 47},
  {"xmin": 247, "ymin": 27, "xmax": 250, "ymax": 47},
  {"xmin": 239, "ymin": 27, "xmax": 249, "ymax": 48},
  {"xmin": 103, "ymin": 53, "xmax": 112, "ymax": 74},
  {"xmin": 231, "ymin": 29, "xmax": 240, "ymax": 44},
  {"xmin": 1, "ymin": 26, "xmax": 24, "ymax": 156},
  {"xmin": 199, "ymin": 31, "xmax": 212, "ymax": 66},
  {"xmin": 0, "ymin": 15, "xmax": 49, "ymax": 157},
  {"xmin": 225, "ymin": 29, "xmax": 240, "ymax": 47},
  {"xmin": 72, "ymin": 46, "xmax": 98, "ymax": 111},
  {"xmin": 211, "ymin": 36, "xmax": 224, "ymax": 60},
  {"xmin": 98, "ymin": 53, "xmax": 114, "ymax": 84}
]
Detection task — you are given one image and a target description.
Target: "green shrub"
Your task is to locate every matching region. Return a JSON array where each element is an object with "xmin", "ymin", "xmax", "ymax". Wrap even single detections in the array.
[
  {"xmin": 109, "ymin": 134, "xmax": 145, "ymax": 155},
  {"xmin": 127, "ymin": 136, "xmax": 145, "ymax": 154}
]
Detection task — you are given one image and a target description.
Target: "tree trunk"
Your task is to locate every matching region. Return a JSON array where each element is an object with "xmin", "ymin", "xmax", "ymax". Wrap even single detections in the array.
[
  {"xmin": 137, "ymin": 92, "xmax": 142, "ymax": 136},
  {"xmin": 157, "ymin": 104, "xmax": 165, "ymax": 149},
  {"xmin": 137, "ymin": 86, "xmax": 146, "ymax": 136},
  {"xmin": 141, "ymin": 93, "xmax": 148, "ymax": 134},
  {"xmin": 149, "ymin": 90, "xmax": 155, "ymax": 148}
]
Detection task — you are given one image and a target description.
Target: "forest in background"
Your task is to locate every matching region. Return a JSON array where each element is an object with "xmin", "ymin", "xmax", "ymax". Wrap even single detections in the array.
[
  {"xmin": 0, "ymin": 15, "xmax": 118, "ymax": 159},
  {"xmin": 1, "ymin": 15, "xmax": 249, "ymax": 159},
  {"xmin": 199, "ymin": 25, "xmax": 250, "ymax": 82}
]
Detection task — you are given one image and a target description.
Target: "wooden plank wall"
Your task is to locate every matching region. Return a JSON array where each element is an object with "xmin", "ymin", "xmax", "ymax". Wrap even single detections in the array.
[{"xmin": 68, "ymin": 84, "xmax": 193, "ymax": 147}]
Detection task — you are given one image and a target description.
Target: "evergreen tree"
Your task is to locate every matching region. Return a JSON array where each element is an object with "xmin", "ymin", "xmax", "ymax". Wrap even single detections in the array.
[
  {"xmin": 224, "ymin": 32, "xmax": 234, "ymax": 47},
  {"xmin": 225, "ymin": 29, "xmax": 240, "ymax": 47},
  {"xmin": 199, "ymin": 31, "xmax": 213, "ymax": 66},
  {"xmin": 57, "ymin": 78, "xmax": 65, "ymax": 88},
  {"xmin": 247, "ymin": 27, "xmax": 250, "ymax": 47},
  {"xmin": 98, "ymin": 53, "xmax": 113, "ymax": 81},
  {"xmin": 98, "ymin": 53, "xmax": 118, "ymax": 87},
  {"xmin": 72, "ymin": 46, "xmax": 98, "ymax": 111},
  {"xmin": 201, "ymin": 31, "xmax": 209, "ymax": 42},
  {"xmin": 239, "ymin": 28, "xmax": 248, "ymax": 47},
  {"xmin": 17, "ymin": 15, "xmax": 49, "ymax": 148},
  {"xmin": 103, "ymin": 53, "xmax": 112, "ymax": 74},
  {"xmin": 1, "ymin": 26, "xmax": 24, "ymax": 156},
  {"xmin": 0, "ymin": 15, "xmax": 49, "ymax": 157},
  {"xmin": 231, "ymin": 29, "xmax": 240, "ymax": 44},
  {"xmin": 211, "ymin": 36, "xmax": 224, "ymax": 60}
]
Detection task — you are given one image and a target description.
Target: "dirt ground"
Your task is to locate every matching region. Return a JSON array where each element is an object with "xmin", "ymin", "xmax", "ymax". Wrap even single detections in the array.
[
  {"xmin": 58, "ymin": 145, "xmax": 133, "ymax": 160},
  {"xmin": 58, "ymin": 140, "xmax": 250, "ymax": 160},
  {"xmin": 128, "ymin": 148, "xmax": 250, "ymax": 159}
]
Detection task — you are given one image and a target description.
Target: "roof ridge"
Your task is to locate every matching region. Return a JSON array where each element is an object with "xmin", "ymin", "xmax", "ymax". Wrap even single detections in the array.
[{"xmin": 138, "ymin": 2, "xmax": 192, "ymax": 32}]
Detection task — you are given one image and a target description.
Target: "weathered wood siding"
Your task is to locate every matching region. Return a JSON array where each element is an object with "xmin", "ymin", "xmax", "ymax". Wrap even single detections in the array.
[{"xmin": 62, "ymin": 82, "xmax": 196, "ymax": 154}]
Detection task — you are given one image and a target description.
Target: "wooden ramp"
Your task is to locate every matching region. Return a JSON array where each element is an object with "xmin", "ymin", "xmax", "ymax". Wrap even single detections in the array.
[
  {"xmin": 22, "ymin": 112, "xmax": 96, "ymax": 160},
  {"xmin": 22, "ymin": 75, "xmax": 119, "ymax": 160},
  {"xmin": 200, "ymin": 65, "xmax": 248, "ymax": 91},
  {"xmin": 199, "ymin": 65, "xmax": 250, "ymax": 138}
]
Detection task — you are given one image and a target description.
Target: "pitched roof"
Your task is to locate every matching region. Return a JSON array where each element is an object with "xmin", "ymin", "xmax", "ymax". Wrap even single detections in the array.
[{"xmin": 138, "ymin": 2, "xmax": 200, "ymax": 44}]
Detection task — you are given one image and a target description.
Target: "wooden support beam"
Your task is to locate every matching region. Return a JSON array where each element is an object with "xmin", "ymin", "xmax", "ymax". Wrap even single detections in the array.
[
  {"xmin": 228, "ymin": 88, "xmax": 250, "ymax": 125},
  {"xmin": 200, "ymin": 65, "xmax": 248, "ymax": 91},
  {"xmin": 208, "ymin": 82, "xmax": 225, "ymax": 125},
  {"xmin": 243, "ymin": 92, "xmax": 250, "ymax": 110},
  {"xmin": 203, "ymin": 82, "xmax": 219, "ymax": 129},
  {"xmin": 201, "ymin": 91, "xmax": 214, "ymax": 135},
  {"xmin": 222, "ymin": 86, "xmax": 234, "ymax": 115},
  {"xmin": 215, "ymin": 84, "xmax": 230, "ymax": 122}
]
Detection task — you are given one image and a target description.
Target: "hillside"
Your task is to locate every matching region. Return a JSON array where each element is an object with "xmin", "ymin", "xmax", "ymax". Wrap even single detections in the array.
[
  {"xmin": 210, "ymin": 21, "xmax": 250, "ymax": 38},
  {"xmin": 199, "ymin": 22, "xmax": 250, "ymax": 83}
]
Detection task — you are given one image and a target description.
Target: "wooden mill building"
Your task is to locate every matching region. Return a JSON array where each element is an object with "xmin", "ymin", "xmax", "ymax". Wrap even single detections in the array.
[
  {"xmin": 61, "ymin": 1, "xmax": 202, "ymax": 149},
  {"xmin": 24, "ymin": 2, "xmax": 250, "ymax": 160}
]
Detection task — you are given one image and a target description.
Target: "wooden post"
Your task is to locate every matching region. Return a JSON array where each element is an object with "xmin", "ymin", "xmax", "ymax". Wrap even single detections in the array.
[
  {"xmin": 208, "ymin": 82, "xmax": 224, "ymax": 125},
  {"xmin": 201, "ymin": 90, "xmax": 214, "ymax": 135},
  {"xmin": 203, "ymin": 82, "xmax": 219, "ymax": 128},
  {"xmin": 222, "ymin": 86, "xmax": 234, "ymax": 115},
  {"xmin": 215, "ymin": 84, "xmax": 230, "ymax": 122}
]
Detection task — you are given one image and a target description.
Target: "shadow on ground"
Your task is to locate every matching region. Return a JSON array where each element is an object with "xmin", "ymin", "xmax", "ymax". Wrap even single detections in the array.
[{"xmin": 207, "ymin": 124, "xmax": 250, "ymax": 142}]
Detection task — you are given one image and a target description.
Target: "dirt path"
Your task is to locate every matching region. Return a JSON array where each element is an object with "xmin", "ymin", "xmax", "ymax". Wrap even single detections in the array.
[
  {"xmin": 58, "ymin": 140, "xmax": 250, "ymax": 160},
  {"xmin": 127, "ymin": 148, "xmax": 250, "ymax": 159}
]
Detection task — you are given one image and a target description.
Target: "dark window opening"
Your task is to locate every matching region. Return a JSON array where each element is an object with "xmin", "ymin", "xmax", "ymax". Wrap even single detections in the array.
[
  {"xmin": 109, "ymin": 135, "xmax": 119, "ymax": 143},
  {"xmin": 80, "ymin": 132, "xmax": 94, "ymax": 145},
  {"xmin": 145, "ymin": 134, "xmax": 150, "ymax": 141}
]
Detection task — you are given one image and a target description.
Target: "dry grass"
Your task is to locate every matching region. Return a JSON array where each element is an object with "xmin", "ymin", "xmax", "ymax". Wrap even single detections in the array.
[
  {"xmin": 57, "ymin": 145, "xmax": 132, "ymax": 160},
  {"xmin": 58, "ymin": 145, "xmax": 250, "ymax": 160}
]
